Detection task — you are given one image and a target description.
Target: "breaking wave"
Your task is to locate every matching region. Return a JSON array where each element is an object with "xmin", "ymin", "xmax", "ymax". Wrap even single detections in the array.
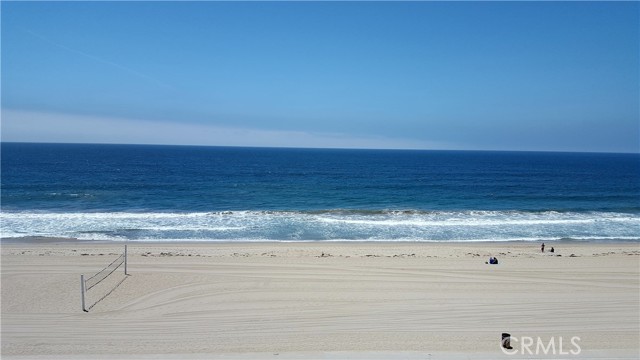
[{"xmin": 1, "ymin": 210, "xmax": 638, "ymax": 242}]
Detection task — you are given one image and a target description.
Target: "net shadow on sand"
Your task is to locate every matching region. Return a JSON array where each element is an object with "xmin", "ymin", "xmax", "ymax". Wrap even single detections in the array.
[{"xmin": 85, "ymin": 274, "xmax": 129, "ymax": 311}]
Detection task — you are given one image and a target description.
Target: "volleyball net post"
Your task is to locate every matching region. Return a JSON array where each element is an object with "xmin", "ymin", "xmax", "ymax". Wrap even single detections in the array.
[{"xmin": 80, "ymin": 274, "xmax": 87, "ymax": 312}]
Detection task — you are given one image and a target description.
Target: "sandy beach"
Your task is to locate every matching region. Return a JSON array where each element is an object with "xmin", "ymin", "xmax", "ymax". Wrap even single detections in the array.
[{"xmin": 2, "ymin": 240, "xmax": 639, "ymax": 359}]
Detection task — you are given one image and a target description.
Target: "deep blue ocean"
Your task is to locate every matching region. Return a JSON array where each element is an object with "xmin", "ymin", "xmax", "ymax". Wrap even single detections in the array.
[{"xmin": 2, "ymin": 143, "xmax": 639, "ymax": 242}]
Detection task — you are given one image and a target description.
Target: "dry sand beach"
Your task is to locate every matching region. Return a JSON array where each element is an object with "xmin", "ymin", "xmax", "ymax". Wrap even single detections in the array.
[{"xmin": 2, "ymin": 240, "xmax": 639, "ymax": 359}]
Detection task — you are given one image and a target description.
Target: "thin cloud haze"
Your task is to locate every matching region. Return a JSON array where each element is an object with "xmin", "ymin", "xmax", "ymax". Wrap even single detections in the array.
[{"xmin": 2, "ymin": 110, "xmax": 455, "ymax": 150}]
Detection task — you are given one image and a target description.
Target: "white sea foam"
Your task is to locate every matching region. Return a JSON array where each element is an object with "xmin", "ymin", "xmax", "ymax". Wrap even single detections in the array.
[
  {"xmin": 1, "ymin": 210, "xmax": 638, "ymax": 242},
  {"xmin": 316, "ymin": 217, "xmax": 597, "ymax": 226}
]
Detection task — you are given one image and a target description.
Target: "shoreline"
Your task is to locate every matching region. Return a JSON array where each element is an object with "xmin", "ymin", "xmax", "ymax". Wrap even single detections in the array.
[
  {"xmin": 2, "ymin": 240, "xmax": 639, "ymax": 359},
  {"xmin": 3, "ymin": 235, "xmax": 639, "ymax": 245}
]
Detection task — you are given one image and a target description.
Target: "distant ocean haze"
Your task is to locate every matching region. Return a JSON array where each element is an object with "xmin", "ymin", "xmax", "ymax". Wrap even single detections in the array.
[{"xmin": 1, "ymin": 143, "xmax": 638, "ymax": 242}]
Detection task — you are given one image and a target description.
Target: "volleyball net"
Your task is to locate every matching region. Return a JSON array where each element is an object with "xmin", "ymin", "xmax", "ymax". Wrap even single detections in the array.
[{"xmin": 80, "ymin": 245, "xmax": 128, "ymax": 312}]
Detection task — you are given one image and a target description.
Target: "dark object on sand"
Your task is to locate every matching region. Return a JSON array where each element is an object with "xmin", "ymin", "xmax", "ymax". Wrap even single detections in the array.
[
  {"xmin": 550, "ymin": 247, "xmax": 554, "ymax": 253},
  {"xmin": 487, "ymin": 257, "xmax": 498, "ymax": 264},
  {"xmin": 502, "ymin": 333, "xmax": 513, "ymax": 349}
]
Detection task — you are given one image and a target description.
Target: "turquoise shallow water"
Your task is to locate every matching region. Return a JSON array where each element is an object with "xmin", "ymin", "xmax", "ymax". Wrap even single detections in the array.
[{"xmin": 1, "ymin": 143, "xmax": 639, "ymax": 242}]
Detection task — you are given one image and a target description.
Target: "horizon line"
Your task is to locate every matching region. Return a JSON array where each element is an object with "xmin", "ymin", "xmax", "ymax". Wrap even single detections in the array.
[{"xmin": 2, "ymin": 140, "xmax": 638, "ymax": 155}]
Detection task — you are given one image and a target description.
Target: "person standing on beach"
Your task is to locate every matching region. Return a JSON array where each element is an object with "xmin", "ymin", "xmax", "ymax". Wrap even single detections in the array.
[{"xmin": 541, "ymin": 243, "xmax": 545, "ymax": 253}]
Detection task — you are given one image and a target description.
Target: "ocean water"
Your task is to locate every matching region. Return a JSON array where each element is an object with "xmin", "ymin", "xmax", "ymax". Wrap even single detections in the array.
[{"xmin": 1, "ymin": 143, "xmax": 639, "ymax": 242}]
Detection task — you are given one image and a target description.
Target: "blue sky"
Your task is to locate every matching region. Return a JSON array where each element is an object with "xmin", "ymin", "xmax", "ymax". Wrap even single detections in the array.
[{"xmin": 2, "ymin": 2, "xmax": 638, "ymax": 152}]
